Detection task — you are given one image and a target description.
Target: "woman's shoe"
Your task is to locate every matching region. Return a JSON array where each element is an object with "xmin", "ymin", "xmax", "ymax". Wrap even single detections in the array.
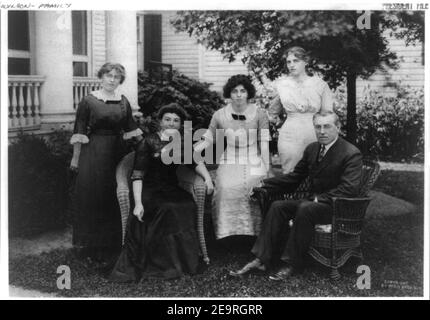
[{"xmin": 229, "ymin": 259, "xmax": 266, "ymax": 277}]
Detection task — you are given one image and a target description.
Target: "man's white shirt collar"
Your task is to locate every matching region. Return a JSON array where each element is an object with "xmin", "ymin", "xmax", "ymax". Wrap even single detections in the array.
[{"xmin": 322, "ymin": 136, "xmax": 338, "ymax": 154}]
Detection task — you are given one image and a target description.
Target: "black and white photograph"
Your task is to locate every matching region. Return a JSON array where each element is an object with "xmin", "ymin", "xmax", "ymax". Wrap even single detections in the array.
[{"xmin": 1, "ymin": 0, "xmax": 428, "ymax": 303}]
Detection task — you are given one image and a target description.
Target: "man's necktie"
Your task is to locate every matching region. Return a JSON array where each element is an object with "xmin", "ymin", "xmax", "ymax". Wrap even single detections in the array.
[
  {"xmin": 232, "ymin": 114, "xmax": 246, "ymax": 120},
  {"xmin": 317, "ymin": 144, "xmax": 326, "ymax": 163}
]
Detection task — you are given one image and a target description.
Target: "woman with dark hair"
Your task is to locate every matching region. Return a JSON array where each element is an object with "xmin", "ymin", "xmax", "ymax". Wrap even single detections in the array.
[
  {"xmin": 110, "ymin": 103, "xmax": 214, "ymax": 281},
  {"xmin": 269, "ymin": 46, "xmax": 334, "ymax": 173},
  {"xmin": 70, "ymin": 62, "xmax": 142, "ymax": 263},
  {"xmin": 195, "ymin": 74, "xmax": 270, "ymax": 241}
]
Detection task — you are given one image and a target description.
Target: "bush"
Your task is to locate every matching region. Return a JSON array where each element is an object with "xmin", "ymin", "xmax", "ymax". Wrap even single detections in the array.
[
  {"xmin": 254, "ymin": 81, "xmax": 424, "ymax": 162},
  {"xmin": 253, "ymin": 78, "xmax": 287, "ymax": 155},
  {"xmin": 334, "ymin": 85, "xmax": 424, "ymax": 162},
  {"xmin": 137, "ymin": 70, "xmax": 224, "ymax": 132},
  {"xmin": 9, "ymin": 131, "xmax": 73, "ymax": 237}
]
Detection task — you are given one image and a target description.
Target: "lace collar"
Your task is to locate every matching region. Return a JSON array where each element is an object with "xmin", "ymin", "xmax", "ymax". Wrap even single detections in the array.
[{"xmin": 90, "ymin": 90, "xmax": 122, "ymax": 102}]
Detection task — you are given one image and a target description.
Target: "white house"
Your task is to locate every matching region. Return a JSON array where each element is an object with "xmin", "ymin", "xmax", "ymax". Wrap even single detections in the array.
[
  {"xmin": 6, "ymin": 10, "xmax": 424, "ymax": 136},
  {"xmin": 7, "ymin": 11, "xmax": 139, "ymax": 135}
]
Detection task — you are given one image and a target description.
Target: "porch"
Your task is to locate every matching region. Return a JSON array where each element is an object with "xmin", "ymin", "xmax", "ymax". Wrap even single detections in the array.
[{"xmin": 8, "ymin": 76, "xmax": 101, "ymax": 134}]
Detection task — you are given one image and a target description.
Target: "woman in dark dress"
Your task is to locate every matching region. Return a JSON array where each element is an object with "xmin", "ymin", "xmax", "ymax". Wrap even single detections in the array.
[
  {"xmin": 110, "ymin": 103, "xmax": 214, "ymax": 281},
  {"xmin": 70, "ymin": 62, "xmax": 142, "ymax": 263}
]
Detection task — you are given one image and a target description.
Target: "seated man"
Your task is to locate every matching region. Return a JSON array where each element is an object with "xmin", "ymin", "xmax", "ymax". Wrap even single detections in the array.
[{"xmin": 230, "ymin": 110, "xmax": 363, "ymax": 280}]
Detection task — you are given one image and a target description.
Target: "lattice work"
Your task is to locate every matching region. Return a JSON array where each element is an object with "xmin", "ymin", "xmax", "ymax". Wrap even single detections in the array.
[
  {"xmin": 333, "ymin": 197, "xmax": 371, "ymax": 236},
  {"xmin": 177, "ymin": 166, "xmax": 210, "ymax": 265},
  {"xmin": 117, "ymin": 188, "xmax": 130, "ymax": 245},
  {"xmin": 359, "ymin": 159, "xmax": 380, "ymax": 197}
]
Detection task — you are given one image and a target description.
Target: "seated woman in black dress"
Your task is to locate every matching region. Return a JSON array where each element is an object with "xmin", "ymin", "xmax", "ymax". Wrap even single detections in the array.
[{"xmin": 110, "ymin": 103, "xmax": 214, "ymax": 281}]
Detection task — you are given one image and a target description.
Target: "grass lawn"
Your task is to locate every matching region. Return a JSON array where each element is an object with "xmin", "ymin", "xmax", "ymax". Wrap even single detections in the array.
[{"xmin": 9, "ymin": 169, "xmax": 424, "ymax": 297}]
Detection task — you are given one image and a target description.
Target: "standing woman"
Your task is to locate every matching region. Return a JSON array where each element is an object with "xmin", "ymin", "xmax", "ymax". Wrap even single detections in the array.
[
  {"xmin": 270, "ymin": 46, "xmax": 334, "ymax": 173},
  {"xmin": 195, "ymin": 74, "xmax": 271, "ymax": 240},
  {"xmin": 70, "ymin": 62, "xmax": 142, "ymax": 263}
]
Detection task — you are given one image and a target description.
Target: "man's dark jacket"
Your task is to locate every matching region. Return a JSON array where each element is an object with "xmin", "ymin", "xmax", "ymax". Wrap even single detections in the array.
[{"xmin": 263, "ymin": 137, "xmax": 363, "ymax": 205}]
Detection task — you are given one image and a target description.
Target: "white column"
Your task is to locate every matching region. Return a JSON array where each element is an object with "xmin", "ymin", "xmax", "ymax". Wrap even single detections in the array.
[
  {"xmin": 106, "ymin": 11, "xmax": 139, "ymax": 112},
  {"xmin": 34, "ymin": 11, "xmax": 75, "ymax": 128}
]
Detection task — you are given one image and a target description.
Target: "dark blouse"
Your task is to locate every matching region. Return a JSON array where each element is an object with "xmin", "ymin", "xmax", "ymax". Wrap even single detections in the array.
[
  {"xmin": 131, "ymin": 132, "xmax": 197, "ymax": 188},
  {"xmin": 73, "ymin": 94, "xmax": 138, "ymax": 138}
]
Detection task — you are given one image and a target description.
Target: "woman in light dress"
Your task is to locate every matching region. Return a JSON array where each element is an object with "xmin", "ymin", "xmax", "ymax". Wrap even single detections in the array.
[
  {"xmin": 270, "ymin": 47, "xmax": 334, "ymax": 173},
  {"xmin": 195, "ymin": 75, "xmax": 270, "ymax": 240}
]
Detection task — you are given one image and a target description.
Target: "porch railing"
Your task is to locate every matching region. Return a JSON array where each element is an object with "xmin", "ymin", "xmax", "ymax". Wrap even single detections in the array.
[
  {"xmin": 73, "ymin": 77, "xmax": 102, "ymax": 110},
  {"xmin": 8, "ymin": 75, "xmax": 45, "ymax": 130}
]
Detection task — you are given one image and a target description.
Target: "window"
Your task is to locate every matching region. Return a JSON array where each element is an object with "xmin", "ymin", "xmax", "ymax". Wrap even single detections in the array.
[
  {"xmin": 9, "ymin": 58, "xmax": 30, "ymax": 75},
  {"xmin": 8, "ymin": 11, "xmax": 29, "ymax": 51},
  {"xmin": 8, "ymin": 11, "xmax": 31, "ymax": 75},
  {"xmin": 144, "ymin": 14, "xmax": 162, "ymax": 71},
  {"xmin": 72, "ymin": 11, "xmax": 88, "ymax": 76},
  {"xmin": 137, "ymin": 15, "xmax": 143, "ymax": 43},
  {"xmin": 73, "ymin": 62, "xmax": 88, "ymax": 77},
  {"xmin": 137, "ymin": 14, "xmax": 144, "ymax": 71}
]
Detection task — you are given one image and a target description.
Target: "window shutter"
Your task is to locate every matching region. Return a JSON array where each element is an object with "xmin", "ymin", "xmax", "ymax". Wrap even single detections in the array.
[{"xmin": 144, "ymin": 14, "xmax": 162, "ymax": 71}]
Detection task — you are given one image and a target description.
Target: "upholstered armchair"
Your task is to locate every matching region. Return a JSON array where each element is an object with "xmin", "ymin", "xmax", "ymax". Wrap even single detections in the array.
[
  {"xmin": 115, "ymin": 151, "xmax": 211, "ymax": 264},
  {"xmin": 252, "ymin": 160, "xmax": 380, "ymax": 280}
]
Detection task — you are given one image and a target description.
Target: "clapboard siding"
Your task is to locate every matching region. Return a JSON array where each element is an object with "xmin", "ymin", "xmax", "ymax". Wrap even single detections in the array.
[
  {"xmin": 161, "ymin": 12, "xmax": 200, "ymax": 79},
  {"xmin": 91, "ymin": 11, "xmax": 106, "ymax": 77},
  {"xmin": 159, "ymin": 11, "xmax": 248, "ymax": 93},
  {"xmin": 157, "ymin": 13, "xmax": 423, "ymax": 95},
  {"xmin": 357, "ymin": 33, "xmax": 424, "ymax": 96},
  {"xmin": 199, "ymin": 49, "xmax": 249, "ymax": 92}
]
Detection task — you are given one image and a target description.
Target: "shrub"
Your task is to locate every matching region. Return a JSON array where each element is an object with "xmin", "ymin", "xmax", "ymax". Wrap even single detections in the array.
[
  {"xmin": 334, "ymin": 85, "xmax": 424, "ymax": 162},
  {"xmin": 137, "ymin": 70, "xmax": 224, "ymax": 132},
  {"xmin": 9, "ymin": 131, "xmax": 73, "ymax": 237},
  {"xmin": 254, "ymin": 80, "xmax": 424, "ymax": 162},
  {"xmin": 253, "ymin": 78, "xmax": 287, "ymax": 155}
]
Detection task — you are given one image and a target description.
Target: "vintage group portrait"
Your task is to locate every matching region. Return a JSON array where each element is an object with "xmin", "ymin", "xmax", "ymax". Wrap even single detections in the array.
[{"xmin": 1, "ymin": 1, "xmax": 428, "ymax": 301}]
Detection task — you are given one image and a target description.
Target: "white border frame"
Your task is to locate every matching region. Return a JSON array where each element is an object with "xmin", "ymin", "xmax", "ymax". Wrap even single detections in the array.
[{"xmin": 0, "ymin": 0, "xmax": 428, "ymax": 301}]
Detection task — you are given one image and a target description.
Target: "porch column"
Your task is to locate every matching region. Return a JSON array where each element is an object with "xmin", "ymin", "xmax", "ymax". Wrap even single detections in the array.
[
  {"xmin": 34, "ymin": 11, "xmax": 75, "ymax": 128},
  {"xmin": 106, "ymin": 11, "xmax": 139, "ymax": 112}
]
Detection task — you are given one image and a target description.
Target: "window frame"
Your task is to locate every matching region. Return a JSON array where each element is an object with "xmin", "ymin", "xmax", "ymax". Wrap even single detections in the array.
[
  {"xmin": 72, "ymin": 11, "xmax": 92, "ymax": 77},
  {"xmin": 8, "ymin": 11, "xmax": 35, "ymax": 75}
]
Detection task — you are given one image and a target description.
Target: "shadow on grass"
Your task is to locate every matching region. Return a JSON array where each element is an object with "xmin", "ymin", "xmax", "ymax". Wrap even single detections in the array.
[{"xmin": 373, "ymin": 170, "xmax": 424, "ymax": 208}]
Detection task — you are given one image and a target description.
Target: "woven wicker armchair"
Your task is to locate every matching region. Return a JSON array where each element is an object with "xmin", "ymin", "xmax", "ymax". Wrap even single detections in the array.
[
  {"xmin": 115, "ymin": 151, "xmax": 211, "ymax": 264},
  {"xmin": 252, "ymin": 159, "xmax": 380, "ymax": 280}
]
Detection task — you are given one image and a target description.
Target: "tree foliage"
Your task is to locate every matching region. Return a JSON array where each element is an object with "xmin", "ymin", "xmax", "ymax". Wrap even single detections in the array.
[
  {"xmin": 334, "ymin": 85, "xmax": 424, "ymax": 162},
  {"xmin": 172, "ymin": 11, "xmax": 400, "ymax": 88},
  {"xmin": 172, "ymin": 10, "xmax": 424, "ymax": 144},
  {"xmin": 137, "ymin": 70, "xmax": 224, "ymax": 133},
  {"xmin": 382, "ymin": 11, "xmax": 425, "ymax": 45}
]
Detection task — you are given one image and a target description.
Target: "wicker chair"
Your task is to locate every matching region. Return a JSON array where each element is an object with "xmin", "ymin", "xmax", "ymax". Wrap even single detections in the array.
[
  {"xmin": 115, "ymin": 151, "xmax": 211, "ymax": 264},
  {"xmin": 252, "ymin": 159, "xmax": 380, "ymax": 280}
]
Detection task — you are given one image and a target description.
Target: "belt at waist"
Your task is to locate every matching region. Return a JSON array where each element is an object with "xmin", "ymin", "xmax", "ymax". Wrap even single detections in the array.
[
  {"xmin": 285, "ymin": 112, "xmax": 315, "ymax": 120},
  {"xmin": 91, "ymin": 129, "xmax": 119, "ymax": 136}
]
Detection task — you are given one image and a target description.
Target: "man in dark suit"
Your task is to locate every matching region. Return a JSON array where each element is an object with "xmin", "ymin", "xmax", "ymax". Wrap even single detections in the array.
[{"xmin": 230, "ymin": 110, "xmax": 363, "ymax": 280}]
